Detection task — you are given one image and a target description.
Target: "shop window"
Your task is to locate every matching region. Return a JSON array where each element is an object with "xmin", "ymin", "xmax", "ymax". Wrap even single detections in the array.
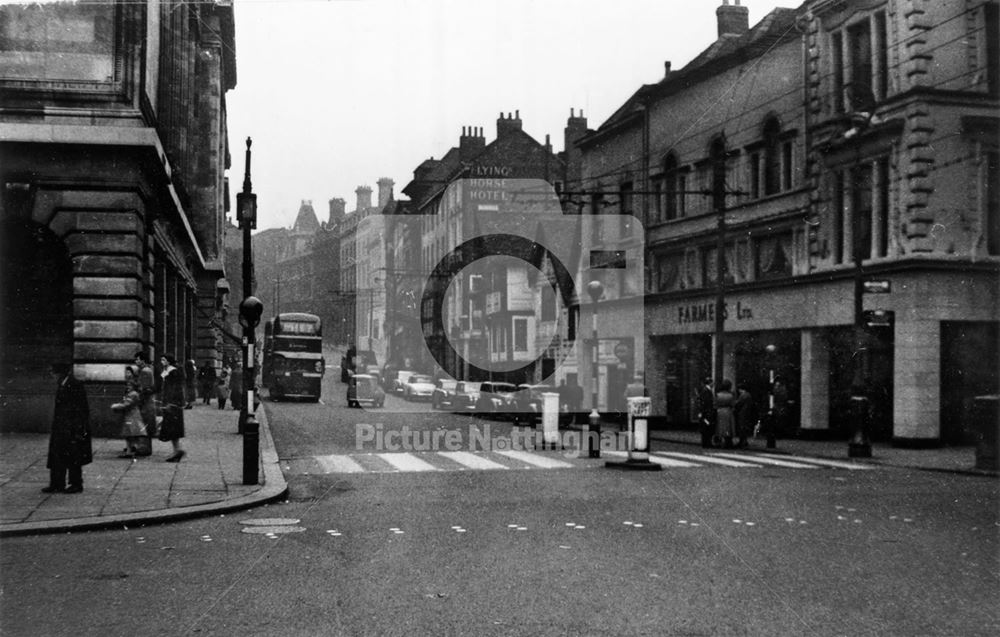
[{"xmin": 703, "ymin": 245, "xmax": 734, "ymax": 286}]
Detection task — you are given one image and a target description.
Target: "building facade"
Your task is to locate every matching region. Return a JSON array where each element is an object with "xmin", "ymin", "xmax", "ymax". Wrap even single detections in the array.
[
  {"xmin": 576, "ymin": 0, "xmax": 998, "ymax": 444},
  {"xmin": 0, "ymin": 0, "xmax": 237, "ymax": 435}
]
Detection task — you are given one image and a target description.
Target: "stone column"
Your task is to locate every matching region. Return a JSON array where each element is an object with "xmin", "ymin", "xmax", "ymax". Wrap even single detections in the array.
[
  {"xmin": 893, "ymin": 318, "xmax": 940, "ymax": 443},
  {"xmin": 799, "ymin": 329, "xmax": 830, "ymax": 433}
]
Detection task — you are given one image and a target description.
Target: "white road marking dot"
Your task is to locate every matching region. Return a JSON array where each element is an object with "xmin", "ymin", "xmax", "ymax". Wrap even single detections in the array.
[
  {"xmin": 799, "ymin": 520, "xmax": 807, "ymax": 525},
  {"xmin": 733, "ymin": 519, "xmax": 742, "ymax": 524},
  {"xmin": 745, "ymin": 522, "xmax": 755, "ymax": 526},
  {"xmin": 565, "ymin": 523, "xmax": 576, "ymax": 527},
  {"xmin": 574, "ymin": 525, "xmax": 585, "ymax": 530},
  {"xmin": 517, "ymin": 527, "xmax": 527, "ymax": 531},
  {"xmin": 904, "ymin": 518, "xmax": 913, "ymax": 523},
  {"xmin": 624, "ymin": 521, "xmax": 634, "ymax": 525},
  {"xmin": 633, "ymin": 523, "xmax": 644, "ymax": 528},
  {"xmin": 690, "ymin": 523, "xmax": 700, "ymax": 527},
  {"xmin": 837, "ymin": 515, "xmax": 847, "ymax": 520},
  {"xmin": 508, "ymin": 524, "xmax": 518, "ymax": 528},
  {"xmin": 456, "ymin": 529, "xmax": 467, "ymax": 533},
  {"xmin": 679, "ymin": 520, "xmax": 688, "ymax": 524},
  {"xmin": 784, "ymin": 518, "xmax": 795, "ymax": 522},
  {"xmin": 853, "ymin": 519, "xmax": 862, "ymax": 524},
  {"xmin": 559, "ymin": 545, "xmax": 571, "ymax": 549}
]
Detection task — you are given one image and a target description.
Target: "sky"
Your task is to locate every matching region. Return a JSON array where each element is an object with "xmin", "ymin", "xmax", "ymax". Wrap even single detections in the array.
[{"xmin": 226, "ymin": 0, "xmax": 793, "ymax": 231}]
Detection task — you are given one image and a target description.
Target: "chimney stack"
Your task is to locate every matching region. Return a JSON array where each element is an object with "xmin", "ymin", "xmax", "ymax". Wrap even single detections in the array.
[
  {"xmin": 355, "ymin": 185, "xmax": 373, "ymax": 212},
  {"xmin": 716, "ymin": 0, "xmax": 749, "ymax": 38},
  {"xmin": 459, "ymin": 126, "xmax": 486, "ymax": 161},
  {"xmin": 328, "ymin": 197, "xmax": 346, "ymax": 226},
  {"xmin": 496, "ymin": 110, "xmax": 523, "ymax": 138},
  {"xmin": 664, "ymin": 61, "xmax": 672, "ymax": 77},
  {"xmin": 376, "ymin": 177, "xmax": 394, "ymax": 208}
]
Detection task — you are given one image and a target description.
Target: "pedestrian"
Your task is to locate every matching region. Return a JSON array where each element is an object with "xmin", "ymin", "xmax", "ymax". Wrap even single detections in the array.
[
  {"xmin": 158, "ymin": 354, "xmax": 186, "ymax": 462},
  {"xmin": 132, "ymin": 351, "xmax": 156, "ymax": 456},
  {"xmin": 111, "ymin": 365, "xmax": 147, "ymax": 459},
  {"xmin": 216, "ymin": 361, "xmax": 230, "ymax": 409},
  {"xmin": 715, "ymin": 379, "xmax": 736, "ymax": 449},
  {"xmin": 697, "ymin": 376, "xmax": 716, "ymax": 448},
  {"xmin": 229, "ymin": 362, "xmax": 244, "ymax": 411},
  {"xmin": 733, "ymin": 382, "xmax": 758, "ymax": 449},
  {"xmin": 197, "ymin": 361, "xmax": 216, "ymax": 405},
  {"xmin": 44, "ymin": 362, "xmax": 92, "ymax": 493},
  {"xmin": 184, "ymin": 359, "xmax": 197, "ymax": 409},
  {"xmin": 771, "ymin": 377, "xmax": 790, "ymax": 438}
]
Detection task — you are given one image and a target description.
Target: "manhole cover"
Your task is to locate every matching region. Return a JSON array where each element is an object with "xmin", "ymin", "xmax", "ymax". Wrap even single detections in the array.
[
  {"xmin": 240, "ymin": 518, "xmax": 301, "ymax": 526},
  {"xmin": 241, "ymin": 525, "xmax": 307, "ymax": 535}
]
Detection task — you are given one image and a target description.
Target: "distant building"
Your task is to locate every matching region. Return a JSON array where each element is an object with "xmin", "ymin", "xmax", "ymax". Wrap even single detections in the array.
[{"xmin": 0, "ymin": 1, "xmax": 237, "ymax": 435}]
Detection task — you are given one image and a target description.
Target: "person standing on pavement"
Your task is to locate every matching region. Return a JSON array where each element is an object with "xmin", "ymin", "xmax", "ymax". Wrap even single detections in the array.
[
  {"xmin": 564, "ymin": 377, "xmax": 583, "ymax": 425},
  {"xmin": 197, "ymin": 361, "xmax": 216, "ymax": 405},
  {"xmin": 158, "ymin": 354, "xmax": 186, "ymax": 462},
  {"xmin": 229, "ymin": 362, "xmax": 244, "ymax": 411},
  {"xmin": 184, "ymin": 359, "xmax": 197, "ymax": 409},
  {"xmin": 133, "ymin": 351, "xmax": 156, "ymax": 455},
  {"xmin": 216, "ymin": 360, "xmax": 230, "ymax": 409},
  {"xmin": 733, "ymin": 382, "xmax": 758, "ymax": 449},
  {"xmin": 715, "ymin": 379, "xmax": 736, "ymax": 449},
  {"xmin": 111, "ymin": 365, "xmax": 147, "ymax": 459},
  {"xmin": 697, "ymin": 377, "xmax": 716, "ymax": 448},
  {"xmin": 44, "ymin": 362, "xmax": 91, "ymax": 493}
]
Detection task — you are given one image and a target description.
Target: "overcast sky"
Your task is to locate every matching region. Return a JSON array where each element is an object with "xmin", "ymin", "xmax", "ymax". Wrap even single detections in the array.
[{"xmin": 226, "ymin": 0, "xmax": 792, "ymax": 231}]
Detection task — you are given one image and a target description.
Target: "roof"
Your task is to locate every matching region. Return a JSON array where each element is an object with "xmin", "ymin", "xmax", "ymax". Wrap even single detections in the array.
[
  {"xmin": 292, "ymin": 201, "xmax": 320, "ymax": 234},
  {"xmin": 580, "ymin": 6, "xmax": 802, "ymax": 148}
]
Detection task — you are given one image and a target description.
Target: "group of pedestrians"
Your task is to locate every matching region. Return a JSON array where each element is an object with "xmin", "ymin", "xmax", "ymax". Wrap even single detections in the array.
[
  {"xmin": 196, "ymin": 359, "xmax": 243, "ymax": 410},
  {"xmin": 697, "ymin": 376, "xmax": 769, "ymax": 449}
]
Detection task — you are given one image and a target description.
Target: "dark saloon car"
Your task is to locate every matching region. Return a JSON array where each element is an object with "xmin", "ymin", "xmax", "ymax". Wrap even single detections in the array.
[
  {"xmin": 475, "ymin": 382, "xmax": 518, "ymax": 417},
  {"xmin": 346, "ymin": 374, "xmax": 385, "ymax": 408}
]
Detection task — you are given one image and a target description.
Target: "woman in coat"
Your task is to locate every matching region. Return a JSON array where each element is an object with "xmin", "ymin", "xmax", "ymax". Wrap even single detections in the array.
[
  {"xmin": 111, "ymin": 366, "xmax": 148, "ymax": 459},
  {"xmin": 158, "ymin": 354, "xmax": 186, "ymax": 462},
  {"xmin": 733, "ymin": 383, "xmax": 758, "ymax": 449},
  {"xmin": 714, "ymin": 379, "xmax": 736, "ymax": 449},
  {"xmin": 44, "ymin": 362, "xmax": 92, "ymax": 493}
]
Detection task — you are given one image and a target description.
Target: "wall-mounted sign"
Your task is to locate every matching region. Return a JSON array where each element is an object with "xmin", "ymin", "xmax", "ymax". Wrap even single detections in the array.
[
  {"xmin": 677, "ymin": 301, "xmax": 754, "ymax": 324},
  {"xmin": 863, "ymin": 280, "xmax": 891, "ymax": 294}
]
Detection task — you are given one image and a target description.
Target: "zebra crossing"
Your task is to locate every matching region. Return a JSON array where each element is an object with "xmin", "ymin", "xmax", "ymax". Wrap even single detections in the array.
[{"xmin": 302, "ymin": 448, "xmax": 875, "ymax": 475}]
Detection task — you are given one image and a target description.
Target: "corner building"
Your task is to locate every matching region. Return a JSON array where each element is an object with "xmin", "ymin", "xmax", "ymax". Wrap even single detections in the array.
[
  {"xmin": 577, "ymin": 0, "xmax": 997, "ymax": 445},
  {"xmin": 0, "ymin": 1, "xmax": 237, "ymax": 435}
]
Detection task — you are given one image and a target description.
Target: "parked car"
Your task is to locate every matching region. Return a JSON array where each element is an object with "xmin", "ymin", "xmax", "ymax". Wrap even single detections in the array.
[
  {"xmin": 403, "ymin": 374, "xmax": 436, "ymax": 401},
  {"xmin": 431, "ymin": 379, "xmax": 459, "ymax": 410},
  {"xmin": 391, "ymin": 370, "xmax": 416, "ymax": 394},
  {"xmin": 450, "ymin": 381, "xmax": 482, "ymax": 412},
  {"xmin": 475, "ymin": 381, "xmax": 518, "ymax": 417},
  {"xmin": 346, "ymin": 374, "xmax": 385, "ymax": 408},
  {"xmin": 510, "ymin": 384, "xmax": 557, "ymax": 425}
]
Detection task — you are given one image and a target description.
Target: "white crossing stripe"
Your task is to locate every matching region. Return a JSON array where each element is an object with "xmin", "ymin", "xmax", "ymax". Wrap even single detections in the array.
[
  {"xmin": 315, "ymin": 455, "xmax": 366, "ymax": 473},
  {"xmin": 742, "ymin": 453, "xmax": 875, "ymax": 470},
  {"xmin": 655, "ymin": 451, "xmax": 762, "ymax": 468},
  {"xmin": 605, "ymin": 450, "xmax": 702, "ymax": 468},
  {"xmin": 493, "ymin": 450, "xmax": 574, "ymax": 469},
  {"xmin": 438, "ymin": 451, "xmax": 510, "ymax": 471},
  {"xmin": 376, "ymin": 453, "xmax": 440, "ymax": 472},
  {"xmin": 711, "ymin": 453, "xmax": 820, "ymax": 469}
]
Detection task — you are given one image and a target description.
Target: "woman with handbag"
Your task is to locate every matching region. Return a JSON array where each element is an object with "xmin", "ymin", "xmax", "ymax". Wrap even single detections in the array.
[
  {"xmin": 158, "ymin": 354, "xmax": 186, "ymax": 462},
  {"xmin": 111, "ymin": 366, "xmax": 148, "ymax": 459}
]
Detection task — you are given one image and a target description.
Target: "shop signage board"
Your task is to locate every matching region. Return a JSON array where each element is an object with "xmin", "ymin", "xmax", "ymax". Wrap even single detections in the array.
[{"xmin": 863, "ymin": 280, "xmax": 891, "ymax": 294}]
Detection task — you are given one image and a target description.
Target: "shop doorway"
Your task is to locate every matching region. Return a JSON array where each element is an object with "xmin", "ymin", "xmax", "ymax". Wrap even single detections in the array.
[
  {"xmin": 0, "ymin": 219, "xmax": 74, "ymax": 432},
  {"xmin": 827, "ymin": 325, "xmax": 894, "ymax": 441},
  {"xmin": 941, "ymin": 321, "xmax": 999, "ymax": 444},
  {"xmin": 733, "ymin": 331, "xmax": 801, "ymax": 433},
  {"xmin": 659, "ymin": 335, "xmax": 711, "ymax": 428}
]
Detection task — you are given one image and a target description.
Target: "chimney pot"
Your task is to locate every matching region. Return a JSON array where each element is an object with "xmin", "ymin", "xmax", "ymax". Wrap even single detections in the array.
[{"xmin": 716, "ymin": 0, "xmax": 749, "ymax": 37}]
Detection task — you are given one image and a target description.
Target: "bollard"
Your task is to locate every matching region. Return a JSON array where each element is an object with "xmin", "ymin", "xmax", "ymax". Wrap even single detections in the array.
[
  {"xmin": 606, "ymin": 397, "xmax": 660, "ymax": 471},
  {"xmin": 587, "ymin": 409, "xmax": 601, "ymax": 458},
  {"xmin": 847, "ymin": 394, "xmax": 872, "ymax": 458},
  {"xmin": 243, "ymin": 412, "xmax": 260, "ymax": 485},
  {"xmin": 535, "ymin": 392, "xmax": 560, "ymax": 450}
]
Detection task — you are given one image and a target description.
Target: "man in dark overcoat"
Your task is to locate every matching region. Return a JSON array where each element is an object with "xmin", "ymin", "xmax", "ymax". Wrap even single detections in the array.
[
  {"xmin": 45, "ymin": 362, "xmax": 92, "ymax": 493},
  {"xmin": 697, "ymin": 376, "xmax": 716, "ymax": 448}
]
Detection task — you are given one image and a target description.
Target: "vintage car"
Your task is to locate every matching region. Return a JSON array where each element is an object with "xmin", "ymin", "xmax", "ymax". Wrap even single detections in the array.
[
  {"xmin": 475, "ymin": 381, "xmax": 518, "ymax": 417},
  {"xmin": 403, "ymin": 374, "xmax": 436, "ymax": 401},
  {"xmin": 450, "ymin": 381, "xmax": 482, "ymax": 412},
  {"xmin": 431, "ymin": 379, "xmax": 459, "ymax": 410},
  {"xmin": 391, "ymin": 370, "xmax": 416, "ymax": 394},
  {"xmin": 346, "ymin": 373, "xmax": 385, "ymax": 408}
]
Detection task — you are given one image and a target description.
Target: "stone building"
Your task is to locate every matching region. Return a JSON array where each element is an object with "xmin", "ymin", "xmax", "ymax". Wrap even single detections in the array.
[
  {"xmin": 0, "ymin": 1, "xmax": 237, "ymax": 435},
  {"xmin": 575, "ymin": 0, "xmax": 998, "ymax": 444}
]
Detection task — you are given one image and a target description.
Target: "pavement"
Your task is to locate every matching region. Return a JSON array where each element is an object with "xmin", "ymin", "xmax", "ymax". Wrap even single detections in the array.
[
  {"xmin": 0, "ymin": 402, "xmax": 287, "ymax": 537},
  {"xmin": 1, "ymin": 404, "xmax": 994, "ymax": 537}
]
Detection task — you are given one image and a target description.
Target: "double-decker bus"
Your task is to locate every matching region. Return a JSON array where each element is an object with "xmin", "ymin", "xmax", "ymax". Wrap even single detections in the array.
[{"xmin": 262, "ymin": 312, "xmax": 324, "ymax": 401}]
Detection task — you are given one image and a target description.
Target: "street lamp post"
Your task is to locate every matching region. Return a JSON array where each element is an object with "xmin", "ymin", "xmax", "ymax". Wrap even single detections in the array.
[
  {"xmin": 236, "ymin": 137, "xmax": 263, "ymax": 484},
  {"xmin": 849, "ymin": 192, "xmax": 873, "ymax": 458},
  {"xmin": 587, "ymin": 280, "xmax": 604, "ymax": 458}
]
